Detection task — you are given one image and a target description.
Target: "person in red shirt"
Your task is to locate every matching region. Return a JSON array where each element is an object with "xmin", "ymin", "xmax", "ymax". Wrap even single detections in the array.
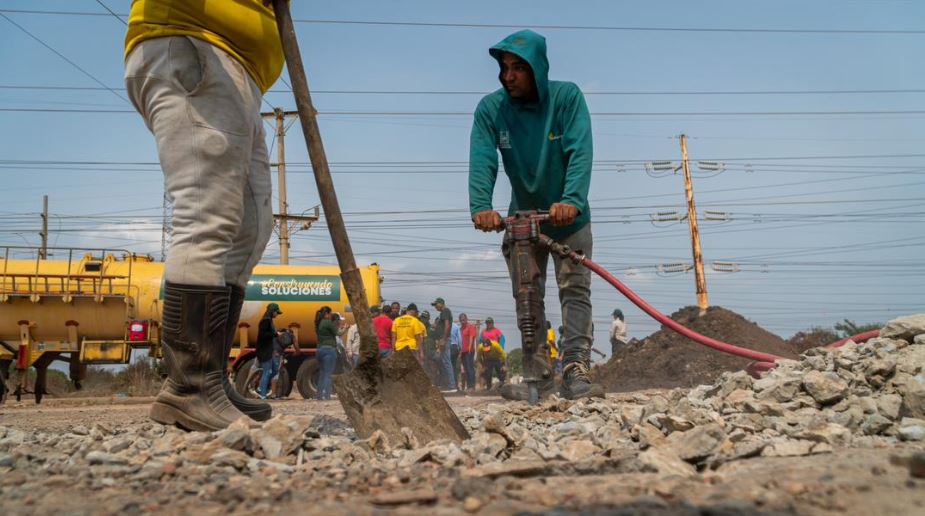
[
  {"xmin": 372, "ymin": 305, "xmax": 394, "ymax": 358},
  {"xmin": 480, "ymin": 317, "xmax": 505, "ymax": 349},
  {"xmin": 459, "ymin": 313, "xmax": 479, "ymax": 392}
]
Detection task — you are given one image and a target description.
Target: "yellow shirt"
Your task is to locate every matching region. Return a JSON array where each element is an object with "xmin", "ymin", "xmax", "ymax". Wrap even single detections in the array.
[
  {"xmin": 547, "ymin": 328, "xmax": 558, "ymax": 359},
  {"xmin": 125, "ymin": 0, "xmax": 284, "ymax": 93},
  {"xmin": 391, "ymin": 314, "xmax": 426, "ymax": 351}
]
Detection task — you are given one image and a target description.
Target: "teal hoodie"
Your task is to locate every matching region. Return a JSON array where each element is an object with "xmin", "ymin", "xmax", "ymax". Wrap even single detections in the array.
[{"xmin": 468, "ymin": 30, "xmax": 593, "ymax": 240}]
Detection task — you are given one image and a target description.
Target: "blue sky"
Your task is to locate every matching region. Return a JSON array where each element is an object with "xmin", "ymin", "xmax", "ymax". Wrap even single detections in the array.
[{"xmin": 1, "ymin": 0, "xmax": 923, "ymax": 356}]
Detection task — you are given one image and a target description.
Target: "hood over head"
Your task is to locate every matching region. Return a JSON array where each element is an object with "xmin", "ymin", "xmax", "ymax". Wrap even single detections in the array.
[{"xmin": 489, "ymin": 29, "xmax": 549, "ymax": 102}]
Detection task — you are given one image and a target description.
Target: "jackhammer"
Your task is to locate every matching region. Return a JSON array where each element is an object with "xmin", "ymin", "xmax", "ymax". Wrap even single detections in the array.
[{"xmin": 503, "ymin": 211, "xmax": 557, "ymax": 405}]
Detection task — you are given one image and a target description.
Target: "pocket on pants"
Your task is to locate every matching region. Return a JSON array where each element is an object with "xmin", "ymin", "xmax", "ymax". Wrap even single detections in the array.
[{"xmin": 170, "ymin": 37, "xmax": 250, "ymax": 136}]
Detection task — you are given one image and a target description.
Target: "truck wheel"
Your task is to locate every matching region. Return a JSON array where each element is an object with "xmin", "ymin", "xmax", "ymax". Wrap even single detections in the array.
[
  {"xmin": 234, "ymin": 358, "xmax": 261, "ymax": 399},
  {"xmin": 0, "ymin": 360, "xmax": 9, "ymax": 405},
  {"xmin": 296, "ymin": 358, "xmax": 319, "ymax": 399}
]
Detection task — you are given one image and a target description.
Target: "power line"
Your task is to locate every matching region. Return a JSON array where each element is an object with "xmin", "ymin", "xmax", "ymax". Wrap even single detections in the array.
[
  {"xmin": 2, "ymin": 9, "xmax": 924, "ymax": 35},
  {"xmin": 7, "ymin": 107, "xmax": 925, "ymax": 117},
  {"xmin": 0, "ymin": 13, "xmax": 129, "ymax": 104},
  {"xmin": 4, "ymin": 84, "xmax": 925, "ymax": 96},
  {"xmin": 94, "ymin": 0, "xmax": 125, "ymax": 26}
]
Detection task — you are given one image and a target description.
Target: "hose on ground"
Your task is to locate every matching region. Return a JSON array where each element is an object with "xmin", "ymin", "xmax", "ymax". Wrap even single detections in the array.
[{"xmin": 541, "ymin": 236, "xmax": 881, "ymax": 377}]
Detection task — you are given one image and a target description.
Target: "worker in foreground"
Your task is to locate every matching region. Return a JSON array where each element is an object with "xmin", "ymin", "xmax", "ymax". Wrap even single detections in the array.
[
  {"xmin": 123, "ymin": 1, "xmax": 284, "ymax": 430},
  {"xmin": 468, "ymin": 29, "xmax": 603, "ymax": 401}
]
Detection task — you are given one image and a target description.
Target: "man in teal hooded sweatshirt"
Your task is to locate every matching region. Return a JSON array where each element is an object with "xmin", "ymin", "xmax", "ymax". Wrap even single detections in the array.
[{"xmin": 469, "ymin": 29, "xmax": 603, "ymax": 400}]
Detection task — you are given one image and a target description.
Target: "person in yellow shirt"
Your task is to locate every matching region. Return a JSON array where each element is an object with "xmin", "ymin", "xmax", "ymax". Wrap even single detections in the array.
[
  {"xmin": 476, "ymin": 338, "xmax": 507, "ymax": 390},
  {"xmin": 123, "ymin": 1, "xmax": 285, "ymax": 431},
  {"xmin": 391, "ymin": 303, "xmax": 427, "ymax": 363},
  {"xmin": 546, "ymin": 321, "xmax": 559, "ymax": 363}
]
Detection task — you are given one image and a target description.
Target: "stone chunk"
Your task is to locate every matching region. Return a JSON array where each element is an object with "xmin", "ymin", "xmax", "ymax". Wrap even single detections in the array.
[
  {"xmin": 803, "ymin": 371, "xmax": 849, "ymax": 405},
  {"xmin": 880, "ymin": 314, "xmax": 925, "ymax": 342},
  {"xmin": 667, "ymin": 423, "xmax": 726, "ymax": 463},
  {"xmin": 636, "ymin": 448, "xmax": 696, "ymax": 477}
]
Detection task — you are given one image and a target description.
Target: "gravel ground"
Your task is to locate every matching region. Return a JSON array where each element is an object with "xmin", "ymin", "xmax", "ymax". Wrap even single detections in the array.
[{"xmin": 2, "ymin": 313, "xmax": 925, "ymax": 515}]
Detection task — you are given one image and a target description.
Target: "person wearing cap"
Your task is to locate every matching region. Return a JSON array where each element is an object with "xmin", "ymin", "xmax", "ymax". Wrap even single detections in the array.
[
  {"xmin": 257, "ymin": 303, "xmax": 282, "ymax": 399},
  {"xmin": 431, "ymin": 298, "xmax": 457, "ymax": 392},
  {"xmin": 458, "ymin": 313, "xmax": 478, "ymax": 391},
  {"xmin": 391, "ymin": 303, "xmax": 426, "ymax": 363},
  {"xmin": 419, "ymin": 310, "xmax": 439, "ymax": 383},
  {"xmin": 610, "ymin": 308, "xmax": 627, "ymax": 356},
  {"xmin": 314, "ymin": 306, "xmax": 338, "ymax": 400},
  {"xmin": 372, "ymin": 305, "xmax": 394, "ymax": 359},
  {"xmin": 468, "ymin": 30, "xmax": 602, "ymax": 401},
  {"xmin": 480, "ymin": 317, "xmax": 505, "ymax": 349}
]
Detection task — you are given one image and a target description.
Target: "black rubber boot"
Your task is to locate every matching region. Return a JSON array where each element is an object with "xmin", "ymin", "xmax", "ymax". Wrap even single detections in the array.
[
  {"xmin": 223, "ymin": 285, "xmax": 271, "ymax": 421},
  {"xmin": 560, "ymin": 361, "xmax": 605, "ymax": 400},
  {"xmin": 150, "ymin": 282, "xmax": 247, "ymax": 431}
]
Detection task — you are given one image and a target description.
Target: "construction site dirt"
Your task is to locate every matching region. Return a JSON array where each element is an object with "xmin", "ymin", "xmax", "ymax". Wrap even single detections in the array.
[{"xmin": 594, "ymin": 306, "xmax": 801, "ymax": 392}]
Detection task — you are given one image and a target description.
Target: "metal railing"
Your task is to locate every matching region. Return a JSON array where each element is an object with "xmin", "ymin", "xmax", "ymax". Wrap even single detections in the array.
[{"xmin": 0, "ymin": 246, "xmax": 137, "ymax": 298}]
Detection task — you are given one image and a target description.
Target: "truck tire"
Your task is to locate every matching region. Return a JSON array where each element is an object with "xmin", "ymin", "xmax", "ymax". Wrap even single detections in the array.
[
  {"xmin": 296, "ymin": 358, "xmax": 320, "ymax": 399},
  {"xmin": 234, "ymin": 357, "xmax": 291, "ymax": 399},
  {"xmin": 0, "ymin": 360, "xmax": 9, "ymax": 405},
  {"xmin": 234, "ymin": 357, "xmax": 260, "ymax": 398}
]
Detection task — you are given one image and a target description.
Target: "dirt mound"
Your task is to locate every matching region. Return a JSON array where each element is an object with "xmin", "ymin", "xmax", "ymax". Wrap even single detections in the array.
[{"xmin": 594, "ymin": 306, "xmax": 798, "ymax": 392}]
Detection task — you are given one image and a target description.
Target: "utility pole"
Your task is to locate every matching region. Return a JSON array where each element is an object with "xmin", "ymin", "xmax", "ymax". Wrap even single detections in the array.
[
  {"xmin": 263, "ymin": 109, "xmax": 320, "ymax": 264},
  {"xmin": 39, "ymin": 195, "xmax": 48, "ymax": 259},
  {"xmin": 274, "ymin": 108, "xmax": 291, "ymax": 264},
  {"xmin": 679, "ymin": 134, "xmax": 709, "ymax": 313}
]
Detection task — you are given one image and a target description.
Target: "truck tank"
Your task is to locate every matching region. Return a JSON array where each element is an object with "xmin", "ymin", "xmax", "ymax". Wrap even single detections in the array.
[{"xmin": 0, "ymin": 248, "xmax": 382, "ymax": 347}]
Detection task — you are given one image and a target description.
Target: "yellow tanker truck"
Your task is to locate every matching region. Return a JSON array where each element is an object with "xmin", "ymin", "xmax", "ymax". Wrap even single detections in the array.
[{"xmin": 0, "ymin": 246, "xmax": 382, "ymax": 404}]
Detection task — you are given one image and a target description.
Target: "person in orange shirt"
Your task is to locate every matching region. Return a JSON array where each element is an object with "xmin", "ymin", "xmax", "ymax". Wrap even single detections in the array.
[{"xmin": 123, "ymin": 1, "xmax": 285, "ymax": 431}]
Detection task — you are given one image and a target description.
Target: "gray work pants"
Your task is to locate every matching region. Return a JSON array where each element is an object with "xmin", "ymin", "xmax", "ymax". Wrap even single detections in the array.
[
  {"xmin": 125, "ymin": 36, "xmax": 272, "ymax": 288},
  {"xmin": 502, "ymin": 223, "xmax": 594, "ymax": 365}
]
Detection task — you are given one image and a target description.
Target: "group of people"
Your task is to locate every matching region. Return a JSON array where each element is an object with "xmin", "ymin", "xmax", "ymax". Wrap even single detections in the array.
[{"xmin": 373, "ymin": 298, "xmax": 513, "ymax": 393}]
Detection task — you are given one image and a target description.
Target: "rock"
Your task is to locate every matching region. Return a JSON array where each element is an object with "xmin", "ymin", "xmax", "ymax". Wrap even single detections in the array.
[
  {"xmin": 397, "ymin": 448, "xmax": 432, "ymax": 468},
  {"xmin": 861, "ymin": 415, "xmax": 893, "ymax": 436},
  {"xmin": 85, "ymin": 451, "xmax": 128, "ymax": 466},
  {"xmin": 894, "ymin": 374, "xmax": 925, "ymax": 418},
  {"xmin": 667, "ymin": 423, "xmax": 726, "ymax": 463},
  {"xmin": 796, "ymin": 421, "xmax": 852, "ymax": 446},
  {"xmin": 462, "ymin": 460, "xmax": 547, "ymax": 479},
  {"xmin": 880, "ymin": 314, "xmax": 925, "ymax": 342},
  {"xmin": 370, "ymin": 489, "xmax": 438, "ymax": 506},
  {"xmin": 104, "ymin": 438, "xmax": 132, "ymax": 454},
  {"xmin": 0, "ymin": 453, "xmax": 12, "ymax": 467},
  {"xmin": 560, "ymin": 439, "xmax": 599, "ymax": 462},
  {"xmin": 761, "ymin": 439, "xmax": 831, "ymax": 457},
  {"xmin": 803, "ymin": 371, "xmax": 849, "ymax": 405},
  {"xmin": 636, "ymin": 448, "xmax": 696, "ymax": 477},
  {"xmin": 915, "ymin": 334, "xmax": 925, "ymax": 346},
  {"xmin": 898, "ymin": 418, "xmax": 925, "ymax": 441},
  {"xmin": 754, "ymin": 376, "xmax": 802, "ymax": 403},
  {"xmin": 463, "ymin": 496, "xmax": 483, "ymax": 512},
  {"xmin": 634, "ymin": 424, "xmax": 667, "ymax": 449},
  {"xmin": 876, "ymin": 394, "xmax": 903, "ymax": 420}
]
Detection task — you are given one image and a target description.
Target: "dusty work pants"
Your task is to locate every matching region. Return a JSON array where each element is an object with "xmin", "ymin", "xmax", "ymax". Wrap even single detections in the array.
[
  {"xmin": 125, "ymin": 36, "xmax": 272, "ymax": 288},
  {"xmin": 502, "ymin": 223, "xmax": 594, "ymax": 366}
]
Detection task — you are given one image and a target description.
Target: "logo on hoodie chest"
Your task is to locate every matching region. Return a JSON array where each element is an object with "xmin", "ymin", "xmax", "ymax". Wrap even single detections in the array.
[{"xmin": 499, "ymin": 131, "xmax": 512, "ymax": 149}]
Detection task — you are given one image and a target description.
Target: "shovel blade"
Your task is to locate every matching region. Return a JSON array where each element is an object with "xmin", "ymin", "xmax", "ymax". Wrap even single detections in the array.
[{"xmin": 332, "ymin": 349, "xmax": 470, "ymax": 444}]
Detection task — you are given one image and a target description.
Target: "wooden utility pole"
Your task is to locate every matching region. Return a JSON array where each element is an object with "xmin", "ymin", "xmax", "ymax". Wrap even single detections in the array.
[
  {"xmin": 274, "ymin": 108, "xmax": 291, "ymax": 264},
  {"xmin": 679, "ymin": 135, "xmax": 709, "ymax": 313},
  {"xmin": 262, "ymin": 109, "xmax": 320, "ymax": 264},
  {"xmin": 39, "ymin": 195, "xmax": 48, "ymax": 259}
]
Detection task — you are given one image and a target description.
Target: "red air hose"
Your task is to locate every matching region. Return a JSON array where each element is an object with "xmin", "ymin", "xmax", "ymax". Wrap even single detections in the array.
[
  {"xmin": 579, "ymin": 258, "xmax": 784, "ymax": 363},
  {"xmin": 539, "ymin": 236, "xmax": 882, "ymax": 375}
]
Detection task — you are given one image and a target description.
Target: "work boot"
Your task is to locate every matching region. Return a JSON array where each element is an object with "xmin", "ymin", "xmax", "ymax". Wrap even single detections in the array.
[
  {"xmin": 560, "ymin": 361, "xmax": 604, "ymax": 400},
  {"xmin": 222, "ymin": 285, "xmax": 271, "ymax": 421},
  {"xmin": 150, "ymin": 282, "xmax": 248, "ymax": 431}
]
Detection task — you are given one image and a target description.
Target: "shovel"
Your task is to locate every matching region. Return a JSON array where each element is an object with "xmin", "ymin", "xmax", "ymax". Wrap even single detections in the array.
[{"xmin": 272, "ymin": 0, "xmax": 469, "ymax": 444}]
